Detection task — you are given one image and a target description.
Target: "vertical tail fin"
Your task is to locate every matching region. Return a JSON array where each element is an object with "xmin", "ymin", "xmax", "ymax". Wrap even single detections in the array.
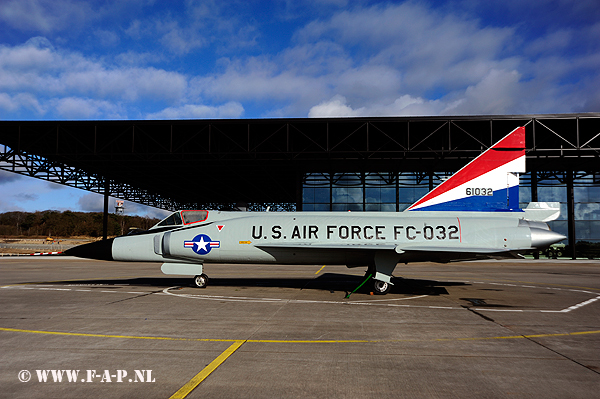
[{"xmin": 406, "ymin": 126, "xmax": 525, "ymax": 212}]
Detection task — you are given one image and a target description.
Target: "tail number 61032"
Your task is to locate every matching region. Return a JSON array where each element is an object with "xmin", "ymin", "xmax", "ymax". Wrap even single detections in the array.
[{"xmin": 466, "ymin": 188, "xmax": 493, "ymax": 196}]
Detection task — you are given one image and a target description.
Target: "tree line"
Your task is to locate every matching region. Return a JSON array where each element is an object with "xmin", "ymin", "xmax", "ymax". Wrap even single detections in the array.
[{"xmin": 0, "ymin": 210, "xmax": 160, "ymax": 238}]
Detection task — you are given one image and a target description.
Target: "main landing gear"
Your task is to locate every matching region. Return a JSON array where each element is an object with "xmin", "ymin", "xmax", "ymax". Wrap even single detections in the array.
[
  {"xmin": 364, "ymin": 268, "xmax": 392, "ymax": 295},
  {"xmin": 365, "ymin": 250, "xmax": 400, "ymax": 295},
  {"xmin": 193, "ymin": 273, "xmax": 209, "ymax": 288},
  {"xmin": 372, "ymin": 279, "xmax": 391, "ymax": 295}
]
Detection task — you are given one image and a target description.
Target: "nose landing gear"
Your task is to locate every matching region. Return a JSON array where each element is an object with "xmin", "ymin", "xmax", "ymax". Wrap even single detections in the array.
[{"xmin": 193, "ymin": 273, "xmax": 209, "ymax": 288}]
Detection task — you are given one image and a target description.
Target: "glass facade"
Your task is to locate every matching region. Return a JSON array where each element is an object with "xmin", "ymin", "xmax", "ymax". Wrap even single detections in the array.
[
  {"xmin": 365, "ymin": 173, "xmax": 397, "ymax": 212},
  {"xmin": 519, "ymin": 172, "xmax": 600, "ymax": 245},
  {"xmin": 304, "ymin": 171, "xmax": 450, "ymax": 212},
  {"xmin": 303, "ymin": 171, "xmax": 600, "ymax": 248}
]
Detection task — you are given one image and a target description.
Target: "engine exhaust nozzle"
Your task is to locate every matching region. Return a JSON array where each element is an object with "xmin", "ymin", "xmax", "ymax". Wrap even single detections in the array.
[{"xmin": 530, "ymin": 228, "xmax": 566, "ymax": 249}]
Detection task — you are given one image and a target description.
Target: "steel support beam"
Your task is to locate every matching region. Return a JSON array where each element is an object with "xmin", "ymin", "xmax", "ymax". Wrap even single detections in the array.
[
  {"xmin": 531, "ymin": 170, "xmax": 539, "ymax": 259},
  {"xmin": 566, "ymin": 170, "xmax": 577, "ymax": 259},
  {"xmin": 103, "ymin": 180, "xmax": 109, "ymax": 240}
]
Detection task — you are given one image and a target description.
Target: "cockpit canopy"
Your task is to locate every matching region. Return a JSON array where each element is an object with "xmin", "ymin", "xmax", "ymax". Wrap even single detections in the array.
[{"xmin": 151, "ymin": 210, "xmax": 209, "ymax": 229}]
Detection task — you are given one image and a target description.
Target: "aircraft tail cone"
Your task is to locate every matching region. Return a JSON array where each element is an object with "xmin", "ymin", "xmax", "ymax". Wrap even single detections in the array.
[
  {"xmin": 530, "ymin": 228, "xmax": 566, "ymax": 249},
  {"xmin": 64, "ymin": 238, "xmax": 114, "ymax": 261}
]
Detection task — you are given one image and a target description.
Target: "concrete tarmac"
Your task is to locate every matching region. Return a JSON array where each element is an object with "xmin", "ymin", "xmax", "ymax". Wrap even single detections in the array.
[{"xmin": 1, "ymin": 257, "xmax": 599, "ymax": 398}]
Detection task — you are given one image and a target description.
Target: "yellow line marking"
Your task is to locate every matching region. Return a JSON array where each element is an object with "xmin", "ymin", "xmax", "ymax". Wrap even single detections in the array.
[
  {"xmin": 169, "ymin": 340, "xmax": 245, "ymax": 399},
  {"xmin": 0, "ymin": 327, "xmax": 236, "ymax": 342},
  {"xmin": 2, "ymin": 327, "xmax": 599, "ymax": 344},
  {"xmin": 244, "ymin": 338, "xmax": 371, "ymax": 343},
  {"xmin": 315, "ymin": 265, "xmax": 326, "ymax": 275}
]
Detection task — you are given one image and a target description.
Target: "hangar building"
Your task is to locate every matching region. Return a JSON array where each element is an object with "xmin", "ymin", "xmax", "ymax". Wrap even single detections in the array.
[{"xmin": 1, "ymin": 114, "xmax": 599, "ymax": 257}]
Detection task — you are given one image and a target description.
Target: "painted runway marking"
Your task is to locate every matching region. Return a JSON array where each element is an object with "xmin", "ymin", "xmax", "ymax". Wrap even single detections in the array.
[
  {"xmin": 315, "ymin": 265, "xmax": 326, "ymax": 274},
  {"xmin": 1, "ymin": 285, "xmax": 150, "ymax": 296},
  {"xmin": 169, "ymin": 340, "xmax": 245, "ymax": 399},
  {"xmin": 2, "ymin": 280, "xmax": 600, "ymax": 313},
  {"xmin": 451, "ymin": 279, "xmax": 600, "ymax": 313},
  {"xmin": 562, "ymin": 296, "xmax": 600, "ymax": 312},
  {"xmin": 351, "ymin": 295, "xmax": 429, "ymax": 303},
  {"xmin": 161, "ymin": 287, "xmax": 429, "ymax": 306},
  {"xmin": 2, "ymin": 326, "xmax": 600, "ymax": 344},
  {"xmin": 161, "ymin": 281, "xmax": 600, "ymax": 313},
  {"xmin": 2, "ymin": 325, "xmax": 600, "ymax": 394}
]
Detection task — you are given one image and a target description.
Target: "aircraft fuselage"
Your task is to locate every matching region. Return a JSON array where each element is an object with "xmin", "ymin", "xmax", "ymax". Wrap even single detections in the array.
[{"xmin": 112, "ymin": 210, "xmax": 554, "ymax": 266}]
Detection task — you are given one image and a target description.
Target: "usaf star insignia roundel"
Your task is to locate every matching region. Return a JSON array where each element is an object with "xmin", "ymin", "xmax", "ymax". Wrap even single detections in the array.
[{"xmin": 183, "ymin": 234, "xmax": 221, "ymax": 255}]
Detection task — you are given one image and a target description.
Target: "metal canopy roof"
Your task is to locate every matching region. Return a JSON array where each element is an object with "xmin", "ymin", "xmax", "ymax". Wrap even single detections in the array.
[{"xmin": 1, "ymin": 114, "xmax": 599, "ymax": 210}]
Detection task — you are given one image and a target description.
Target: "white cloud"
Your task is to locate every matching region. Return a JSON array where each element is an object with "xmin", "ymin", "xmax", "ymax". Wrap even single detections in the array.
[
  {"xmin": 577, "ymin": 75, "xmax": 600, "ymax": 112},
  {"xmin": 0, "ymin": 37, "xmax": 59, "ymax": 73},
  {"xmin": 62, "ymin": 66, "xmax": 187, "ymax": 102},
  {"xmin": 298, "ymin": 3, "xmax": 597, "ymax": 116},
  {"xmin": 158, "ymin": 20, "xmax": 208, "ymax": 55},
  {"xmin": 115, "ymin": 51, "xmax": 163, "ymax": 66},
  {"xmin": 195, "ymin": 61, "xmax": 324, "ymax": 102},
  {"xmin": 0, "ymin": 1, "xmax": 597, "ymax": 121},
  {"xmin": 309, "ymin": 68, "xmax": 526, "ymax": 118},
  {"xmin": 308, "ymin": 94, "xmax": 443, "ymax": 117},
  {"xmin": 0, "ymin": 0, "xmax": 93, "ymax": 34},
  {"xmin": 296, "ymin": 3, "xmax": 518, "ymax": 94},
  {"xmin": 0, "ymin": 93, "xmax": 44, "ymax": 115},
  {"xmin": 0, "ymin": 93, "xmax": 18, "ymax": 112},
  {"xmin": 94, "ymin": 29, "xmax": 120, "ymax": 47},
  {"xmin": 0, "ymin": 170, "xmax": 23, "ymax": 184},
  {"xmin": 308, "ymin": 95, "xmax": 358, "ymax": 117},
  {"xmin": 0, "ymin": 39, "xmax": 189, "ymax": 101},
  {"xmin": 125, "ymin": 19, "xmax": 145, "ymax": 40},
  {"xmin": 192, "ymin": 3, "xmax": 527, "ymax": 116},
  {"xmin": 14, "ymin": 193, "xmax": 38, "ymax": 202},
  {"xmin": 51, "ymin": 97, "xmax": 124, "ymax": 119},
  {"xmin": 74, "ymin": 194, "xmax": 100, "ymax": 212},
  {"xmin": 146, "ymin": 102, "xmax": 244, "ymax": 119},
  {"xmin": 0, "ymin": 38, "xmax": 189, "ymax": 117},
  {"xmin": 525, "ymin": 30, "xmax": 572, "ymax": 55},
  {"xmin": 442, "ymin": 69, "xmax": 522, "ymax": 115}
]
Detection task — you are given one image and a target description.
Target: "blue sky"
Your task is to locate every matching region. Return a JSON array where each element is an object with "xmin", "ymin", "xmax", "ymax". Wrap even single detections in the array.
[{"xmin": 0, "ymin": 0, "xmax": 598, "ymax": 217}]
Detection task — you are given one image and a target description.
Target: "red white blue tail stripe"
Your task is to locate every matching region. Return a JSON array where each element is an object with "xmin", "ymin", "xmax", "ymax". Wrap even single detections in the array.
[{"xmin": 407, "ymin": 126, "xmax": 525, "ymax": 212}]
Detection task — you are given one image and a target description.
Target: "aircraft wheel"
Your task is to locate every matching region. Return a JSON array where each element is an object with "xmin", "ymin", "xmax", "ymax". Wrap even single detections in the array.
[
  {"xmin": 193, "ymin": 274, "xmax": 209, "ymax": 288},
  {"xmin": 373, "ymin": 279, "xmax": 391, "ymax": 295}
]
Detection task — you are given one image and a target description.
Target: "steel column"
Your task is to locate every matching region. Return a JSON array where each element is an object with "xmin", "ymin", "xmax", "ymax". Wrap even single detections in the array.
[
  {"xmin": 566, "ymin": 170, "xmax": 576, "ymax": 259},
  {"xmin": 103, "ymin": 180, "xmax": 109, "ymax": 240}
]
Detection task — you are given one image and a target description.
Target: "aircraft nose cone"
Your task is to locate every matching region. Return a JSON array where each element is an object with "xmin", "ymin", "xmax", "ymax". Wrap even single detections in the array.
[
  {"xmin": 64, "ymin": 238, "xmax": 114, "ymax": 261},
  {"xmin": 530, "ymin": 228, "xmax": 566, "ymax": 249}
]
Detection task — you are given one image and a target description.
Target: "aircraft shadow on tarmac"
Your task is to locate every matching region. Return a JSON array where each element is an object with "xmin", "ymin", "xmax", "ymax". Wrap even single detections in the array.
[{"xmin": 43, "ymin": 273, "xmax": 467, "ymax": 297}]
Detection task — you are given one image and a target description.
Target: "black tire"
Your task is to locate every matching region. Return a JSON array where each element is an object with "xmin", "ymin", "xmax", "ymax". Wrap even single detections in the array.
[
  {"xmin": 193, "ymin": 274, "xmax": 208, "ymax": 288},
  {"xmin": 373, "ymin": 279, "xmax": 390, "ymax": 295}
]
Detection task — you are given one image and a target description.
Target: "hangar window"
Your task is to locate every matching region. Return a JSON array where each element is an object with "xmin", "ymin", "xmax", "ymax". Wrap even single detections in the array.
[
  {"xmin": 303, "ymin": 173, "xmax": 331, "ymax": 211},
  {"xmin": 365, "ymin": 173, "xmax": 396, "ymax": 212},
  {"xmin": 332, "ymin": 173, "xmax": 362, "ymax": 211}
]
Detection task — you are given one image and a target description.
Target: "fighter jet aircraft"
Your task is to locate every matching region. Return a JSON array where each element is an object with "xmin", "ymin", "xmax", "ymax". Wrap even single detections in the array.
[{"xmin": 65, "ymin": 126, "xmax": 566, "ymax": 294}]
